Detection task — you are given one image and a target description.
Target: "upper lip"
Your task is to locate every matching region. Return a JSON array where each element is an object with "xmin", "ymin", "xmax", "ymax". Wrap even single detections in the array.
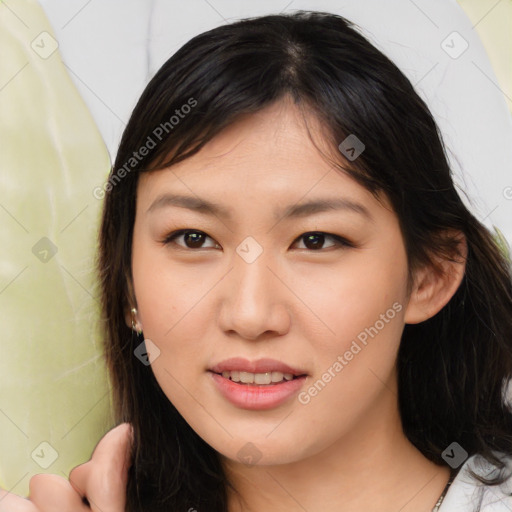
[{"xmin": 210, "ymin": 357, "xmax": 307, "ymax": 376}]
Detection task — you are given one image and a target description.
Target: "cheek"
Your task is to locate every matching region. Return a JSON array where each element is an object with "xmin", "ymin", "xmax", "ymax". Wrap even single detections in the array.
[
  {"xmin": 131, "ymin": 237, "xmax": 220, "ymax": 391},
  {"xmin": 132, "ymin": 237, "xmax": 214, "ymax": 341},
  {"xmin": 292, "ymin": 243, "xmax": 409, "ymax": 358},
  {"xmin": 290, "ymin": 242, "xmax": 409, "ymax": 421}
]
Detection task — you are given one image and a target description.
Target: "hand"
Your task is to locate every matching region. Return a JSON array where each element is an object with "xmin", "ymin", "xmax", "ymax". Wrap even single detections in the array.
[
  {"xmin": 1, "ymin": 475, "xmax": 90, "ymax": 512},
  {"xmin": 0, "ymin": 489, "xmax": 38, "ymax": 512},
  {"xmin": 68, "ymin": 422, "xmax": 132, "ymax": 511},
  {"xmin": 0, "ymin": 423, "xmax": 132, "ymax": 512}
]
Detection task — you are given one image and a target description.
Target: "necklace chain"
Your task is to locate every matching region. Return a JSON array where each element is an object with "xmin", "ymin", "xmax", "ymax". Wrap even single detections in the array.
[{"xmin": 431, "ymin": 472, "xmax": 456, "ymax": 512}]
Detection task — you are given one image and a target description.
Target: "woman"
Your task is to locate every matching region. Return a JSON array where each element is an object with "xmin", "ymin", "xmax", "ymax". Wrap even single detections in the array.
[{"xmin": 3, "ymin": 10, "xmax": 512, "ymax": 511}]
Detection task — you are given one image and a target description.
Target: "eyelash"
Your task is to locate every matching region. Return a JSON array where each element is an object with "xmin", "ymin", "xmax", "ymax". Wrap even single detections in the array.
[{"xmin": 161, "ymin": 229, "xmax": 354, "ymax": 251}]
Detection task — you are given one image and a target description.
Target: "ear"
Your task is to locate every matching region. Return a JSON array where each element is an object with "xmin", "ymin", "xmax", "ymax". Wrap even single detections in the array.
[{"xmin": 404, "ymin": 234, "xmax": 467, "ymax": 324}]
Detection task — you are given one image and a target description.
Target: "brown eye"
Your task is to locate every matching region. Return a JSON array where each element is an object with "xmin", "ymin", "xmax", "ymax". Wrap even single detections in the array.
[
  {"xmin": 302, "ymin": 233, "xmax": 328, "ymax": 250},
  {"xmin": 293, "ymin": 232, "xmax": 352, "ymax": 251},
  {"xmin": 163, "ymin": 230, "xmax": 219, "ymax": 249},
  {"xmin": 184, "ymin": 231, "xmax": 206, "ymax": 248}
]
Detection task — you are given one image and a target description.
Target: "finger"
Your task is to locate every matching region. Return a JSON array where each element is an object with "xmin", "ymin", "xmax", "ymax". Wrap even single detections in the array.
[
  {"xmin": 0, "ymin": 489, "xmax": 39, "ymax": 512},
  {"xmin": 29, "ymin": 474, "xmax": 88, "ymax": 512},
  {"xmin": 69, "ymin": 423, "xmax": 133, "ymax": 512}
]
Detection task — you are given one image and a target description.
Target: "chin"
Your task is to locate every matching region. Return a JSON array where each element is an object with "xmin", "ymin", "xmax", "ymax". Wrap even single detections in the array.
[{"xmin": 210, "ymin": 434, "xmax": 311, "ymax": 468}]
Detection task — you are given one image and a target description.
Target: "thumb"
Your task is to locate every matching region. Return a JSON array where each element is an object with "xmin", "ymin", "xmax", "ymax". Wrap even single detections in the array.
[{"xmin": 69, "ymin": 423, "xmax": 133, "ymax": 512}]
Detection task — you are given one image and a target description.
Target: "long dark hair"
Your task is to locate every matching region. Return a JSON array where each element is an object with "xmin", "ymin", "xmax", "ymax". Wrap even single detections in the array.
[{"xmin": 97, "ymin": 10, "xmax": 512, "ymax": 511}]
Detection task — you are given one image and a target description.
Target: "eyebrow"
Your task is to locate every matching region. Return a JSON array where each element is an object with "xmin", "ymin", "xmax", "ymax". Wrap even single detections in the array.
[{"xmin": 146, "ymin": 193, "xmax": 372, "ymax": 221}]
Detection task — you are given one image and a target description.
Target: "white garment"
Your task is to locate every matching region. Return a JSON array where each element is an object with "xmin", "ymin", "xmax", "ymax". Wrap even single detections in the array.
[{"xmin": 440, "ymin": 455, "xmax": 512, "ymax": 511}]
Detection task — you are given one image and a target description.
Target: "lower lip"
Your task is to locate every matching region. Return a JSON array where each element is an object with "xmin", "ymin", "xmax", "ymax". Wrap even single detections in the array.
[{"xmin": 209, "ymin": 372, "xmax": 307, "ymax": 410}]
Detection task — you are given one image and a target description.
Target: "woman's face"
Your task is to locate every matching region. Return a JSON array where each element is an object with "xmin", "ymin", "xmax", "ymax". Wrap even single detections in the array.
[{"xmin": 131, "ymin": 99, "xmax": 412, "ymax": 466}]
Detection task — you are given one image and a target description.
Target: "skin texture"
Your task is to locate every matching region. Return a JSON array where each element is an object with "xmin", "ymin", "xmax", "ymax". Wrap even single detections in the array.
[
  {"xmin": 128, "ymin": 98, "xmax": 465, "ymax": 511},
  {"xmin": 1, "ymin": 98, "xmax": 465, "ymax": 511}
]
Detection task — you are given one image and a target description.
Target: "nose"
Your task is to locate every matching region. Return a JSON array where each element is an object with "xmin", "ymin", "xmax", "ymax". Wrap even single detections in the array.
[{"xmin": 218, "ymin": 251, "xmax": 291, "ymax": 341}]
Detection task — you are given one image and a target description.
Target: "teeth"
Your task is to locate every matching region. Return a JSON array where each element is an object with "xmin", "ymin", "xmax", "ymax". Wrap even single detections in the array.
[
  {"xmin": 271, "ymin": 371, "xmax": 284, "ymax": 382},
  {"xmin": 220, "ymin": 370, "xmax": 298, "ymax": 384},
  {"xmin": 240, "ymin": 371, "xmax": 254, "ymax": 384},
  {"xmin": 254, "ymin": 372, "xmax": 271, "ymax": 385}
]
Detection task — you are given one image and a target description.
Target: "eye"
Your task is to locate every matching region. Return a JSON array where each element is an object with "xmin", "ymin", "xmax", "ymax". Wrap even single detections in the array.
[
  {"xmin": 161, "ymin": 230, "xmax": 353, "ymax": 252},
  {"xmin": 162, "ymin": 229, "xmax": 220, "ymax": 250},
  {"xmin": 292, "ymin": 232, "xmax": 353, "ymax": 251}
]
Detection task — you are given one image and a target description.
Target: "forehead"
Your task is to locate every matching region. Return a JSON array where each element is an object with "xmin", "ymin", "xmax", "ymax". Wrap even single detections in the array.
[{"xmin": 137, "ymin": 99, "xmax": 382, "ymax": 212}]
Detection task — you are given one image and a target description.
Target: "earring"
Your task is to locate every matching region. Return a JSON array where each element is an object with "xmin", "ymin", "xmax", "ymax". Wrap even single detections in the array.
[{"xmin": 131, "ymin": 307, "xmax": 143, "ymax": 335}]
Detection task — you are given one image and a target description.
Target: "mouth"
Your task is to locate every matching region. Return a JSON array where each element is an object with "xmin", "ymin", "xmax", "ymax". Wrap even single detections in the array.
[
  {"xmin": 208, "ymin": 358, "xmax": 308, "ymax": 410},
  {"xmin": 209, "ymin": 357, "xmax": 308, "ymax": 384},
  {"xmin": 212, "ymin": 370, "xmax": 306, "ymax": 385}
]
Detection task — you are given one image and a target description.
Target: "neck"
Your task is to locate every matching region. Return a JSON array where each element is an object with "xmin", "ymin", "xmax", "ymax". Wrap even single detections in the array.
[{"xmin": 222, "ymin": 390, "xmax": 450, "ymax": 512}]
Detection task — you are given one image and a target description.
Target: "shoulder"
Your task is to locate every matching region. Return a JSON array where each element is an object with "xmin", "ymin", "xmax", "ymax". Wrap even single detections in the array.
[{"xmin": 440, "ymin": 453, "xmax": 512, "ymax": 511}]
